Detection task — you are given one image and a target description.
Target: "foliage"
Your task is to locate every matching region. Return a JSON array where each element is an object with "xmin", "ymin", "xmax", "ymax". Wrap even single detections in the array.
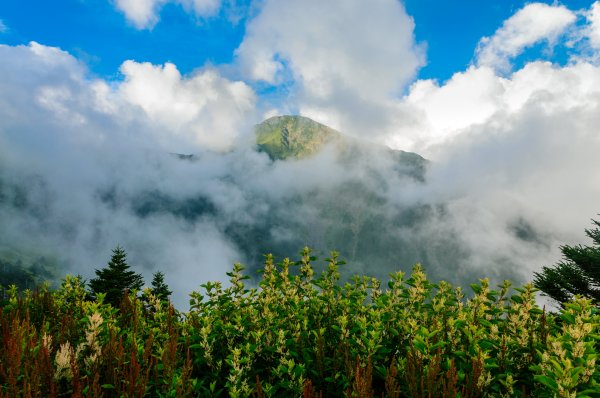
[
  {"xmin": 255, "ymin": 115, "xmax": 340, "ymax": 160},
  {"xmin": 88, "ymin": 246, "xmax": 144, "ymax": 307},
  {"xmin": 1, "ymin": 248, "xmax": 598, "ymax": 397},
  {"xmin": 534, "ymin": 218, "xmax": 600, "ymax": 306}
]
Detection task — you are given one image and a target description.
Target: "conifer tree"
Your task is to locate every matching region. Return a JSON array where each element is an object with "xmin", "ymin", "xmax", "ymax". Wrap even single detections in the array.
[
  {"xmin": 89, "ymin": 246, "xmax": 144, "ymax": 307},
  {"xmin": 149, "ymin": 271, "xmax": 172, "ymax": 302},
  {"xmin": 534, "ymin": 218, "xmax": 600, "ymax": 306}
]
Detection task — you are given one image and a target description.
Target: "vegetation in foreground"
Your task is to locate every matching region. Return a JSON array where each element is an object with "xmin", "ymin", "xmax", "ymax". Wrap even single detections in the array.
[
  {"xmin": 0, "ymin": 247, "xmax": 598, "ymax": 397},
  {"xmin": 534, "ymin": 218, "xmax": 600, "ymax": 306}
]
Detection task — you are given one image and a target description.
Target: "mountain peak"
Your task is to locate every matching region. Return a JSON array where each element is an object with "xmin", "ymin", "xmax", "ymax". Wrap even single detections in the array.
[
  {"xmin": 255, "ymin": 114, "xmax": 428, "ymax": 181},
  {"xmin": 255, "ymin": 115, "xmax": 340, "ymax": 160}
]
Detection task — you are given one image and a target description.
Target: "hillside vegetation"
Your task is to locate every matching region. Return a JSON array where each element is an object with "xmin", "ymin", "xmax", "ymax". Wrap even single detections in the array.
[
  {"xmin": 256, "ymin": 115, "xmax": 341, "ymax": 160},
  {"xmin": 1, "ymin": 248, "xmax": 598, "ymax": 397}
]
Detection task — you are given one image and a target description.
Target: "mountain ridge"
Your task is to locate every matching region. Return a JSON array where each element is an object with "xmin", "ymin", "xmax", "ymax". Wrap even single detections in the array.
[
  {"xmin": 255, "ymin": 115, "xmax": 341, "ymax": 160},
  {"xmin": 255, "ymin": 114, "xmax": 428, "ymax": 181}
]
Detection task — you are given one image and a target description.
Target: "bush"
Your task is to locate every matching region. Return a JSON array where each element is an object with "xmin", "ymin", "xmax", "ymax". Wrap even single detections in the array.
[{"xmin": 0, "ymin": 248, "xmax": 598, "ymax": 397}]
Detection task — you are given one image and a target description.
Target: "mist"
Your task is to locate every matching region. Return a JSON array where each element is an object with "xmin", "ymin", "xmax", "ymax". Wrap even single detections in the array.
[{"xmin": 2, "ymin": 2, "xmax": 600, "ymax": 308}]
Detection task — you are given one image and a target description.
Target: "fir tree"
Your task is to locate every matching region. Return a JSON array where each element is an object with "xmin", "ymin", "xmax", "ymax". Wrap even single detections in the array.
[
  {"xmin": 534, "ymin": 218, "xmax": 600, "ymax": 307},
  {"xmin": 89, "ymin": 246, "xmax": 144, "ymax": 307},
  {"xmin": 149, "ymin": 271, "xmax": 172, "ymax": 302}
]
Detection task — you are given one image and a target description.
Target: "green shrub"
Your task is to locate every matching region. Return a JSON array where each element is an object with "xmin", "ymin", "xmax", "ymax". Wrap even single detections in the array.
[{"xmin": 0, "ymin": 248, "xmax": 598, "ymax": 397}]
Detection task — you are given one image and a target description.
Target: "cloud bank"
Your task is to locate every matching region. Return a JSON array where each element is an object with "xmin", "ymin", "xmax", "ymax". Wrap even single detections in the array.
[
  {"xmin": 0, "ymin": 41, "xmax": 257, "ymax": 306},
  {"xmin": 2, "ymin": 2, "xmax": 600, "ymax": 308},
  {"xmin": 236, "ymin": 0, "xmax": 423, "ymax": 137},
  {"xmin": 119, "ymin": 61, "xmax": 256, "ymax": 151}
]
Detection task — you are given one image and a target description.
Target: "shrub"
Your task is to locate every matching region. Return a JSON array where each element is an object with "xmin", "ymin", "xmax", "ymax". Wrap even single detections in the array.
[{"xmin": 0, "ymin": 248, "xmax": 598, "ymax": 397}]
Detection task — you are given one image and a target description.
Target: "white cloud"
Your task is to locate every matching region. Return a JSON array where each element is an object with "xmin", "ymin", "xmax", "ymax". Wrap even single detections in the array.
[
  {"xmin": 475, "ymin": 3, "xmax": 576, "ymax": 72},
  {"xmin": 401, "ymin": 66, "xmax": 505, "ymax": 146},
  {"xmin": 383, "ymin": 2, "xmax": 600, "ymax": 154},
  {"xmin": 4, "ymin": 0, "xmax": 600, "ymax": 307},
  {"xmin": 253, "ymin": 3, "xmax": 600, "ymax": 284},
  {"xmin": 115, "ymin": 0, "xmax": 221, "ymax": 29},
  {"xmin": 0, "ymin": 42, "xmax": 254, "ymax": 153},
  {"xmin": 379, "ymin": 60, "xmax": 600, "ymax": 287},
  {"xmin": 236, "ymin": 0, "xmax": 422, "ymax": 138},
  {"xmin": 421, "ymin": 87, "xmax": 600, "ymax": 268},
  {"xmin": 376, "ymin": 4, "xmax": 600, "ymax": 283},
  {"xmin": 233, "ymin": 0, "xmax": 600, "ymax": 287},
  {"xmin": 391, "ymin": 61, "xmax": 600, "ymax": 155},
  {"xmin": 0, "ymin": 19, "xmax": 7, "ymax": 33},
  {"xmin": 0, "ymin": 42, "xmax": 260, "ymax": 307},
  {"xmin": 586, "ymin": 1, "xmax": 600, "ymax": 50},
  {"xmin": 0, "ymin": 42, "xmax": 117, "ymax": 153},
  {"xmin": 115, "ymin": 0, "xmax": 164, "ymax": 29},
  {"xmin": 186, "ymin": 0, "xmax": 221, "ymax": 16},
  {"xmin": 119, "ymin": 60, "xmax": 256, "ymax": 151},
  {"xmin": 237, "ymin": 0, "xmax": 421, "ymax": 93}
]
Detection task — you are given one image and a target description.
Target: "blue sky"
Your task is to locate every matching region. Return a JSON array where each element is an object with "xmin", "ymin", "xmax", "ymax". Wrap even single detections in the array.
[
  {"xmin": 0, "ymin": 0, "xmax": 594, "ymax": 82},
  {"xmin": 0, "ymin": 0, "xmax": 247, "ymax": 79},
  {"xmin": 404, "ymin": 0, "xmax": 592, "ymax": 79}
]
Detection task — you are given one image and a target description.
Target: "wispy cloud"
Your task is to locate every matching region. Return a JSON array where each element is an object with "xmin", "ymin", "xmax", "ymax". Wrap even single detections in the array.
[
  {"xmin": 115, "ymin": 0, "xmax": 222, "ymax": 29},
  {"xmin": 586, "ymin": 1, "xmax": 600, "ymax": 51},
  {"xmin": 0, "ymin": 19, "xmax": 7, "ymax": 33},
  {"xmin": 474, "ymin": 3, "xmax": 576, "ymax": 73}
]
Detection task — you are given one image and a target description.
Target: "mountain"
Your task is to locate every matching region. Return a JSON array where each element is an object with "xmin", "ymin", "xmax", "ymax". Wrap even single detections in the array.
[
  {"xmin": 1, "ymin": 115, "xmax": 525, "ymax": 297},
  {"xmin": 255, "ymin": 114, "xmax": 428, "ymax": 181},
  {"xmin": 256, "ymin": 115, "xmax": 341, "ymax": 160},
  {"xmin": 0, "ymin": 246, "xmax": 58, "ymax": 291}
]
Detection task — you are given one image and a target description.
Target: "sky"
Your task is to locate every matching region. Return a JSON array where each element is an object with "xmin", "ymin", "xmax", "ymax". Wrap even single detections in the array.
[
  {"xmin": 1, "ymin": 0, "xmax": 475, "ymax": 80},
  {"xmin": 0, "ymin": 1, "xmax": 594, "ymax": 82},
  {"xmin": 1, "ymin": 0, "xmax": 600, "ymax": 307}
]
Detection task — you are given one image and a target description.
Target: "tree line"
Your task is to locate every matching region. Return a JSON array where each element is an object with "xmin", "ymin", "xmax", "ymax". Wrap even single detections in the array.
[
  {"xmin": 87, "ymin": 246, "xmax": 171, "ymax": 307},
  {"xmin": 91, "ymin": 215, "xmax": 600, "ymax": 310}
]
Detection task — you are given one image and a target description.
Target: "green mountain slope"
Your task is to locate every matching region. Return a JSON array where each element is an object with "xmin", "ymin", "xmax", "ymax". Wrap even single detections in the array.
[
  {"xmin": 255, "ymin": 115, "xmax": 341, "ymax": 160},
  {"xmin": 255, "ymin": 114, "xmax": 428, "ymax": 181}
]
